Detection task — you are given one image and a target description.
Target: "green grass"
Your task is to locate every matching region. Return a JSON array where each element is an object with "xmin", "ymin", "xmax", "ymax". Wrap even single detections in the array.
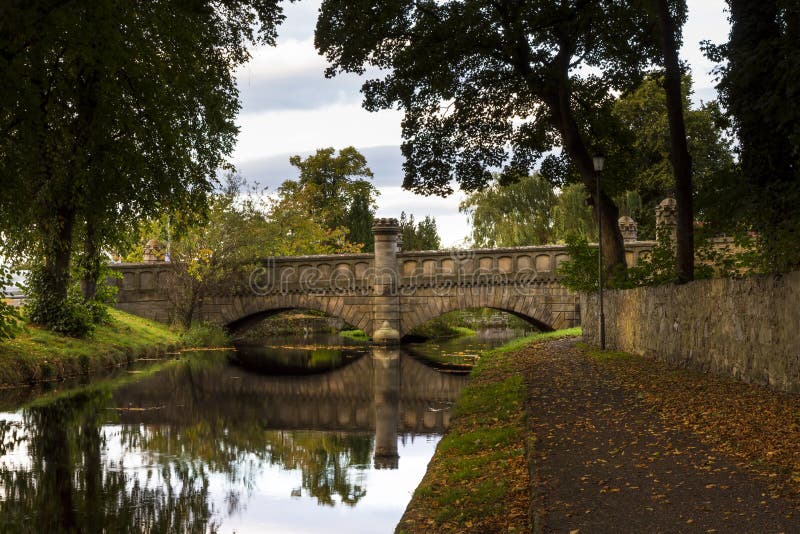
[
  {"xmin": 486, "ymin": 326, "xmax": 582, "ymax": 356},
  {"xmin": 449, "ymin": 325, "xmax": 477, "ymax": 337},
  {"xmin": 397, "ymin": 326, "xmax": 582, "ymax": 532},
  {"xmin": 0, "ymin": 308, "xmax": 182, "ymax": 387},
  {"xmin": 338, "ymin": 329, "xmax": 370, "ymax": 341}
]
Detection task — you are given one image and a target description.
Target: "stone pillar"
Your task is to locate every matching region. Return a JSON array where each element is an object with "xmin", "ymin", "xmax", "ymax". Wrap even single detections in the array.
[
  {"xmin": 655, "ymin": 198, "xmax": 678, "ymax": 243},
  {"xmin": 373, "ymin": 347, "xmax": 400, "ymax": 469},
  {"xmin": 372, "ymin": 218, "xmax": 401, "ymax": 344},
  {"xmin": 618, "ymin": 216, "xmax": 639, "ymax": 242}
]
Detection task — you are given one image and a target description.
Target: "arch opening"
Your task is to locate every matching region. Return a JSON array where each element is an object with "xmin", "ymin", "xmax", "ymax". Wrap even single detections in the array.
[
  {"xmin": 401, "ymin": 307, "xmax": 552, "ymax": 343},
  {"xmin": 226, "ymin": 307, "xmax": 357, "ymax": 339}
]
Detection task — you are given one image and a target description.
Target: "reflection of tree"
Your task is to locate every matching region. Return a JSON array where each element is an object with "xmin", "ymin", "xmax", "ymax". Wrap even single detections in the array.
[
  {"xmin": 0, "ymin": 389, "xmax": 219, "ymax": 533},
  {"xmin": 266, "ymin": 431, "xmax": 371, "ymax": 506},
  {"xmin": 122, "ymin": 422, "xmax": 373, "ymax": 508},
  {"xmin": 0, "ymin": 349, "xmax": 399, "ymax": 532}
]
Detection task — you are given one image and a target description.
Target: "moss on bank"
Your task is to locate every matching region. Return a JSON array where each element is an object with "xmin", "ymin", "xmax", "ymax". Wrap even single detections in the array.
[
  {"xmin": 338, "ymin": 329, "xmax": 371, "ymax": 341},
  {"xmin": 0, "ymin": 309, "xmax": 182, "ymax": 387},
  {"xmin": 397, "ymin": 328, "xmax": 581, "ymax": 533}
]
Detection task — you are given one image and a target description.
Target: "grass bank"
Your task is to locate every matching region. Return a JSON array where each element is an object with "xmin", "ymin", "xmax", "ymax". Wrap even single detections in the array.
[
  {"xmin": 397, "ymin": 327, "xmax": 581, "ymax": 533},
  {"xmin": 338, "ymin": 329, "xmax": 371, "ymax": 342},
  {"xmin": 0, "ymin": 309, "xmax": 183, "ymax": 387}
]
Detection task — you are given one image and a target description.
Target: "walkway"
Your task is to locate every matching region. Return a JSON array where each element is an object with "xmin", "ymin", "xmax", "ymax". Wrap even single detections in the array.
[{"xmin": 521, "ymin": 339, "xmax": 800, "ymax": 533}]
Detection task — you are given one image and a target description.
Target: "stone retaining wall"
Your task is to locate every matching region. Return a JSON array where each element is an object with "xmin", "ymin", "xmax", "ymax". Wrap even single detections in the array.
[{"xmin": 581, "ymin": 270, "xmax": 800, "ymax": 393}]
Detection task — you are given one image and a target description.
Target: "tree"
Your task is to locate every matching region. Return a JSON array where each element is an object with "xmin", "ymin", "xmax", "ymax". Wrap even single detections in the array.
[
  {"xmin": 129, "ymin": 176, "xmax": 362, "ymax": 327},
  {"xmin": 288, "ymin": 147, "xmax": 379, "ymax": 246},
  {"xmin": 647, "ymin": 0, "xmax": 694, "ymax": 282},
  {"xmin": 399, "ymin": 213, "xmax": 441, "ymax": 251},
  {"xmin": 0, "ymin": 1, "xmax": 285, "ymax": 331},
  {"xmin": 552, "ymin": 184, "xmax": 597, "ymax": 243},
  {"xmin": 460, "ymin": 174, "xmax": 556, "ymax": 247},
  {"xmin": 610, "ymin": 75, "xmax": 735, "ymax": 239},
  {"xmin": 315, "ymin": 0, "xmax": 665, "ymax": 275},
  {"xmin": 265, "ymin": 180, "xmax": 364, "ymax": 257},
  {"xmin": 704, "ymin": 1, "xmax": 800, "ymax": 271}
]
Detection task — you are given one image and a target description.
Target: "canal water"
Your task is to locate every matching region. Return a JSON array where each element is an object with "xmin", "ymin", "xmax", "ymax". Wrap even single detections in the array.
[{"xmin": 0, "ymin": 330, "xmax": 526, "ymax": 533}]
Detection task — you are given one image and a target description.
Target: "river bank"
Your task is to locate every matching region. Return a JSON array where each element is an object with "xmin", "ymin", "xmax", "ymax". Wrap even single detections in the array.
[
  {"xmin": 0, "ymin": 309, "xmax": 183, "ymax": 387},
  {"xmin": 396, "ymin": 327, "xmax": 581, "ymax": 533}
]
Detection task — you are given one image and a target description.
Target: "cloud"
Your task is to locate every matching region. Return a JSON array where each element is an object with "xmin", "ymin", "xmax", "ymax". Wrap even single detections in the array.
[
  {"xmin": 274, "ymin": 0, "xmax": 320, "ymax": 42},
  {"xmin": 683, "ymin": 0, "xmax": 729, "ymax": 104},
  {"xmin": 237, "ymin": 38, "xmax": 369, "ymax": 112},
  {"xmin": 233, "ymin": 102, "xmax": 403, "ymax": 161},
  {"xmin": 234, "ymin": 145, "xmax": 405, "ymax": 189}
]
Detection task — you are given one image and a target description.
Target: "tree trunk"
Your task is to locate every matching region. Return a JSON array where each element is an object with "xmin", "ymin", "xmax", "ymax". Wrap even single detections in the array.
[
  {"xmin": 82, "ymin": 218, "xmax": 101, "ymax": 302},
  {"xmin": 546, "ymin": 89, "xmax": 627, "ymax": 277},
  {"xmin": 654, "ymin": 0, "xmax": 694, "ymax": 283},
  {"xmin": 43, "ymin": 207, "xmax": 76, "ymax": 307}
]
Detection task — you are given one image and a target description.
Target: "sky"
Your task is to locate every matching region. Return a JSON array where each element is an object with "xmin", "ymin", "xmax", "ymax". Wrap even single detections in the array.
[{"xmin": 231, "ymin": 1, "xmax": 731, "ymax": 247}]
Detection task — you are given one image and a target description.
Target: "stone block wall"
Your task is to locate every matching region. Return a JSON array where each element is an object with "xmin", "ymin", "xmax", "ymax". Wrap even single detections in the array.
[{"xmin": 581, "ymin": 270, "xmax": 800, "ymax": 393}]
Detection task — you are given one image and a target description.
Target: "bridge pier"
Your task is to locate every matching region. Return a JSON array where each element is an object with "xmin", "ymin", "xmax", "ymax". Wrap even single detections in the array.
[{"xmin": 371, "ymin": 218, "xmax": 401, "ymax": 344}]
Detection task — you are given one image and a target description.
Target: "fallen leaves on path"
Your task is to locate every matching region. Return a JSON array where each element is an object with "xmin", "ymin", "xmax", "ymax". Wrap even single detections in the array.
[{"xmin": 578, "ymin": 343, "xmax": 800, "ymax": 504}]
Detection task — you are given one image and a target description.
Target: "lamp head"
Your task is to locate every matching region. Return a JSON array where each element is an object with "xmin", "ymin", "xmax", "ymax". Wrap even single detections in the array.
[{"xmin": 592, "ymin": 155, "xmax": 605, "ymax": 172}]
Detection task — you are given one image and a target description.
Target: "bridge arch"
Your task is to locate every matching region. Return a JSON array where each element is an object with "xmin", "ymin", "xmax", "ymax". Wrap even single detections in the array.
[
  {"xmin": 399, "ymin": 283, "xmax": 577, "ymax": 336},
  {"xmin": 210, "ymin": 293, "xmax": 374, "ymax": 336}
]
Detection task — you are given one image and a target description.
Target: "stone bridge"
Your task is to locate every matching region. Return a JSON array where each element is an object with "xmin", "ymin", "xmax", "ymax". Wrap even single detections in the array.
[{"xmin": 111, "ymin": 218, "xmax": 654, "ymax": 340}]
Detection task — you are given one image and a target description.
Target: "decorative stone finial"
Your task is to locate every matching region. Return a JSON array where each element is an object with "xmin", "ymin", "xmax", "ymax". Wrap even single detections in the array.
[
  {"xmin": 618, "ymin": 215, "xmax": 638, "ymax": 242},
  {"xmin": 655, "ymin": 197, "xmax": 678, "ymax": 242},
  {"xmin": 373, "ymin": 320, "xmax": 400, "ymax": 344},
  {"xmin": 142, "ymin": 239, "xmax": 164, "ymax": 263}
]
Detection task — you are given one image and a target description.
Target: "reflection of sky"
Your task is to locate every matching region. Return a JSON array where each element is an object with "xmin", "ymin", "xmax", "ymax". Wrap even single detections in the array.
[{"xmin": 213, "ymin": 436, "xmax": 438, "ymax": 534}]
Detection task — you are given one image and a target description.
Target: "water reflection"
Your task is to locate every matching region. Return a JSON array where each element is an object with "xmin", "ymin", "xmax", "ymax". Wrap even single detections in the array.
[
  {"xmin": 0, "ymin": 343, "xmax": 469, "ymax": 533},
  {"xmin": 373, "ymin": 348, "xmax": 400, "ymax": 469}
]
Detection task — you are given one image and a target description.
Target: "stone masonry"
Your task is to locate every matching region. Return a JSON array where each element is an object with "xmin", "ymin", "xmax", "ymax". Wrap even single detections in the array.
[{"xmin": 582, "ymin": 271, "xmax": 800, "ymax": 393}]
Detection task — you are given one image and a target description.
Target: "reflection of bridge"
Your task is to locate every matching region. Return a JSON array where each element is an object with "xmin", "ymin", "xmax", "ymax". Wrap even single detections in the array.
[
  {"xmin": 112, "ymin": 218, "xmax": 654, "ymax": 338},
  {"xmin": 110, "ymin": 350, "xmax": 467, "ymax": 435}
]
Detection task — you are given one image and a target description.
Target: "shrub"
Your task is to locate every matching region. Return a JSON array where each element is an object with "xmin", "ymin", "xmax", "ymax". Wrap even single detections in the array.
[
  {"xmin": 22, "ymin": 266, "xmax": 95, "ymax": 337},
  {"xmin": 558, "ymin": 233, "xmax": 712, "ymax": 292},
  {"xmin": 181, "ymin": 322, "xmax": 230, "ymax": 347},
  {"xmin": 0, "ymin": 266, "xmax": 21, "ymax": 339}
]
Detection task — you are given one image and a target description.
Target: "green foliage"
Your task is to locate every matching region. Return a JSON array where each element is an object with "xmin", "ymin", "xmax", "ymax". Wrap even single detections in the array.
[
  {"xmin": 0, "ymin": 1, "xmax": 285, "ymax": 331},
  {"xmin": 316, "ymin": 1, "xmax": 662, "ymax": 196},
  {"xmin": 558, "ymin": 233, "xmax": 716, "ymax": 292},
  {"xmin": 399, "ymin": 212, "xmax": 442, "ymax": 251},
  {"xmin": 287, "ymin": 147, "xmax": 379, "ymax": 247},
  {"xmin": 460, "ymin": 174, "xmax": 557, "ymax": 247},
  {"xmin": 180, "ymin": 322, "xmax": 230, "ymax": 348},
  {"xmin": 552, "ymin": 184, "xmax": 598, "ymax": 243},
  {"xmin": 557, "ymin": 237, "xmax": 602, "ymax": 293},
  {"xmin": 22, "ymin": 266, "xmax": 95, "ymax": 338},
  {"xmin": 0, "ymin": 266, "xmax": 21, "ymax": 340},
  {"xmin": 609, "ymin": 75, "xmax": 735, "ymax": 239},
  {"xmin": 700, "ymin": 2, "xmax": 800, "ymax": 272},
  {"xmin": 338, "ymin": 329, "xmax": 370, "ymax": 341}
]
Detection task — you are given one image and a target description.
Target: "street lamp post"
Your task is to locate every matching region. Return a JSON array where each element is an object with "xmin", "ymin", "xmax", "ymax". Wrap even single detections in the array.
[{"xmin": 593, "ymin": 155, "xmax": 606, "ymax": 350}]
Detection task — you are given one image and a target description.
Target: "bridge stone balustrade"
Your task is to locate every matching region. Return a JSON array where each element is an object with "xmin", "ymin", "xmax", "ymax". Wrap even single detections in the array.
[{"xmin": 111, "ymin": 219, "xmax": 655, "ymax": 339}]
